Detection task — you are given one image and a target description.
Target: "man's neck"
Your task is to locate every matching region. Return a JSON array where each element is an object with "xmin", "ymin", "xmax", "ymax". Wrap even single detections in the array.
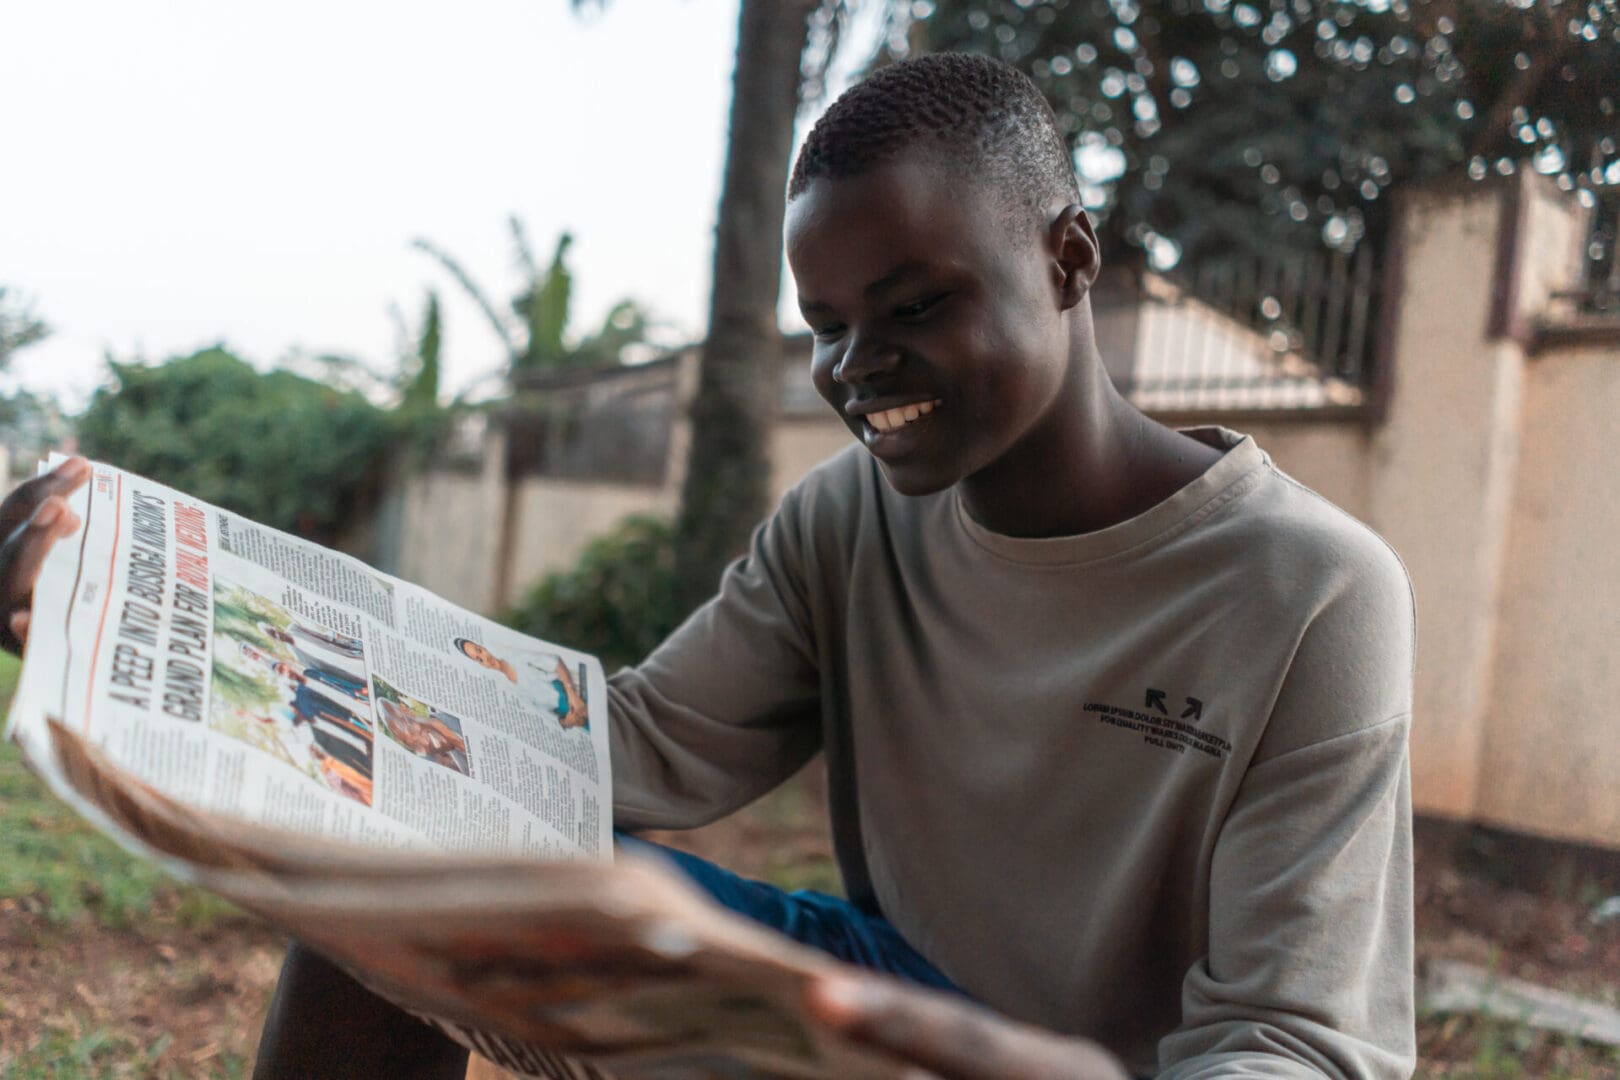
[{"xmin": 956, "ymin": 355, "xmax": 1224, "ymax": 539}]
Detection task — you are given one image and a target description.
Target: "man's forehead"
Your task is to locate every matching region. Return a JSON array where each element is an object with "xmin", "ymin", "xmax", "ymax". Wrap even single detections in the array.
[{"xmin": 789, "ymin": 155, "xmax": 972, "ymax": 232}]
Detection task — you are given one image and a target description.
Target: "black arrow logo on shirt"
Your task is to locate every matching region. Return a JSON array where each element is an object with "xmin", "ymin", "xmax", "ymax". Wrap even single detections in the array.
[
  {"xmin": 1181, "ymin": 697, "xmax": 1203, "ymax": 721},
  {"xmin": 1145, "ymin": 688, "xmax": 1168, "ymax": 714}
]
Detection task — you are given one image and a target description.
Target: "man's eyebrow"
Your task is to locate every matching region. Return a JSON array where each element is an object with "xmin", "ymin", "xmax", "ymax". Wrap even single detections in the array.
[
  {"xmin": 798, "ymin": 260, "xmax": 933, "ymax": 314},
  {"xmin": 864, "ymin": 259, "xmax": 930, "ymax": 300}
]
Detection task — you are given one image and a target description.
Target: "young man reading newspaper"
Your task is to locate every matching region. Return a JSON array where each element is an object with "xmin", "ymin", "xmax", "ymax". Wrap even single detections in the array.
[{"xmin": 1, "ymin": 54, "xmax": 1415, "ymax": 1080}]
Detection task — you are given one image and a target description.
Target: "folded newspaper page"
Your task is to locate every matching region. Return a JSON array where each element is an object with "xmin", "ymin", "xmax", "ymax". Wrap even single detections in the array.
[{"xmin": 5, "ymin": 459, "xmax": 907, "ymax": 1080}]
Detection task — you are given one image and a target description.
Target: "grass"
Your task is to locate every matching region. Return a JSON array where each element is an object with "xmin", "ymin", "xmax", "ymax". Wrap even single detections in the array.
[
  {"xmin": 1, "ymin": 652, "xmax": 260, "ymax": 1080},
  {"xmin": 0, "ymin": 652, "xmax": 238, "ymax": 929},
  {"xmin": 1416, "ymin": 1013, "xmax": 1620, "ymax": 1078},
  {"xmin": 4, "ymin": 1021, "xmax": 246, "ymax": 1079}
]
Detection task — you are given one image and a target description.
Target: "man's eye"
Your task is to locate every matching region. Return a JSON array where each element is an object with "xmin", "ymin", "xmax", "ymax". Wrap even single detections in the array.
[
  {"xmin": 811, "ymin": 323, "xmax": 846, "ymax": 341},
  {"xmin": 893, "ymin": 294, "xmax": 947, "ymax": 320}
]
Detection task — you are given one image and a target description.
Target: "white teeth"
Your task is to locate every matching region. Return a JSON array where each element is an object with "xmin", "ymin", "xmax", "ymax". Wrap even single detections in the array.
[{"xmin": 866, "ymin": 401, "xmax": 940, "ymax": 434}]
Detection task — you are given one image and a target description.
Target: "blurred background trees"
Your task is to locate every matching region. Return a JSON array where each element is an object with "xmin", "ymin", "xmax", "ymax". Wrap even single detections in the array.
[
  {"xmin": 0, "ymin": 287, "xmax": 50, "ymax": 371},
  {"xmin": 75, "ymin": 348, "xmax": 401, "ymax": 543},
  {"xmin": 910, "ymin": 0, "xmax": 1619, "ymax": 269},
  {"xmin": 413, "ymin": 218, "xmax": 657, "ymax": 384},
  {"xmin": 673, "ymin": 0, "xmax": 825, "ymax": 611}
]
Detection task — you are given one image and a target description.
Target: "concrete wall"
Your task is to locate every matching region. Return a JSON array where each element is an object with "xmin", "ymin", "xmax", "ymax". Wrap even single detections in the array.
[
  {"xmin": 769, "ymin": 417, "xmax": 857, "ymax": 503},
  {"xmin": 1235, "ymin": 419, "xmax": 1372, "ymax": 521},
  {"xmin": 1364, "ymin": 184, "xmax": 1529, "ymax": 820},
  {"xmin": 1182, "ymin": 179, "xmax": 1620, "ymax": 844},
  {"xmin": 389, "ymin": 446, "xmax": 506, "ymax": 615},
  {"xmin": 503, "ymin": 478, "xmax": 678, "ymax": 607},
  {"xmin": 1480, "ymin": 342, "xmax": 1620, "ymax": 847}
]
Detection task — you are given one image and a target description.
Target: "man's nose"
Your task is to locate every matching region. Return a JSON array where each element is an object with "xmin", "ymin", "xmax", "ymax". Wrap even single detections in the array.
[{"xmin": 832, "ymin": 329, "xmax": 900, "ymax": 385}]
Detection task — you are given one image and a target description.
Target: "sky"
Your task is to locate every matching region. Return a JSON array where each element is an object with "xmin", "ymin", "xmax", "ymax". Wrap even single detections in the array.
[{"xmin": 2, "ymin": 0, "xmax": 877, "ymax": 408}]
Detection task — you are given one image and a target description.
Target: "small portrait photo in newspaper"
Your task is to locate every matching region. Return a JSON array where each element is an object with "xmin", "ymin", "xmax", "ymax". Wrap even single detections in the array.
[{"xmin": 452, "ymin": 637, "xmax": 589, "ymax": 733}]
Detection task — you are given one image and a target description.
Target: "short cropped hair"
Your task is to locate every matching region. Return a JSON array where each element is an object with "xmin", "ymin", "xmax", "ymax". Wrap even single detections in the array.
[{"xmin": 788, "ymin": 53, "xmax": 1079, "ymax": 217}]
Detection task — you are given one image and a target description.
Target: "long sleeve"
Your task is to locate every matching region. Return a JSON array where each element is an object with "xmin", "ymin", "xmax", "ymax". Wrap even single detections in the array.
[
  {"xmin": 607, "ymin": 488, "xmax": 824, "ymax": 831},
  {"xmin": 1158, "ymin": 513, "xmax": 1418, "ymax": 1080},
  {"xmin": 1157, "ymin": 716, "xmax": 1415, "ymax": 1079}
]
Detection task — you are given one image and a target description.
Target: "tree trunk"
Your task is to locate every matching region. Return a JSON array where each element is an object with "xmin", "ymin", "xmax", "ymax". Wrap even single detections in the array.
[{"xmin": 674, "ymin": 0, "xmax": 818, "ymax": 611}]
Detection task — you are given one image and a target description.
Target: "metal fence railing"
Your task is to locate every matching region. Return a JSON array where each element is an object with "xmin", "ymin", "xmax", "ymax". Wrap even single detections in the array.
[
  {"xmin": 1572, "ymin": 190, "xmax": 1620, "ymax": 315},
  {"xmin": 1116, "ymin": 244, "xmax": 1381, "ymax": 415}
]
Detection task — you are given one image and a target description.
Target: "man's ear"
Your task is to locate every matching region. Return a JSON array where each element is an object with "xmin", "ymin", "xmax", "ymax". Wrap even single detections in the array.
[{"xmin": 1049, "ymin": 204, "xmax": 1101, "ymax": 309}]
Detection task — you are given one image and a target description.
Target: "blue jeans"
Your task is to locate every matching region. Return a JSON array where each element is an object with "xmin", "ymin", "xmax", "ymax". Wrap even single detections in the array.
[{"xmin": 615, "ymin": 832, "xmax": 964, "ymax": 996}]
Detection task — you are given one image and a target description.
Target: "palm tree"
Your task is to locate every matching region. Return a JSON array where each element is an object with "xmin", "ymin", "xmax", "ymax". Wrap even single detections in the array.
[
  {"xmin": 413, "ymin": 217, "xmax": 656, "ymax": 385},
  {"xmin": 672, "ymin": 0, "xmax": 823, "ymax": 610}
]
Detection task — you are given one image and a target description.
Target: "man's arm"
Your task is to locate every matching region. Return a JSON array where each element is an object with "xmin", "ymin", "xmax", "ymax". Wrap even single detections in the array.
[
  {"xmin": 1154, "ymin": 521, "xmax": 1418, "ymax": 1080},
  {"xmin": 607, "ymin": 480, "xmax": 825, "ymax": 830},
  {"xmin": 1157, "ymin": 715, "xmax": 1415, "ymax": 1079},
  {"xmin": 805, "ymin": 975, "xmax": 1131, "ymax": 1080}
]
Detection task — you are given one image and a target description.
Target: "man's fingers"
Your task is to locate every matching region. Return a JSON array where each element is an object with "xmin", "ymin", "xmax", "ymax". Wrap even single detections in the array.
[
  {"xmin": 807, "ymin": 976, "xmax": 1126, "ymax": 1080},
  {"xmin": 1, "ymin": 495, "xmax": 80, "ymax": 611},
  {"xmin": 0, "ymin": 457, "xmax": 90, "ymax": 540},
  {"xmin": 809, "ymin": 977, "xmax": 1013, "ymax": 1080},
  {"xmin": 10, "ymin": 610, "xmax": 29, "ymax": 647}
]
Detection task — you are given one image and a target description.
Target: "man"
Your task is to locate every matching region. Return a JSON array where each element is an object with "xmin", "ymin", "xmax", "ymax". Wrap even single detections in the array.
[
  {"xmin": 0, "ymin": 53, "xmax": 1413, "ymax": 1080},
  {"xmin": 602, "ymin": 54, "xmax": 1415, "ymax": 1078}
]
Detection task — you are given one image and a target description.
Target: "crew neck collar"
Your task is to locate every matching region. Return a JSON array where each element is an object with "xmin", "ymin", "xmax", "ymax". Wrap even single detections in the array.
[{"xmin": 952, "ymin": 427, "xmax": 1266, "ymax": 566}]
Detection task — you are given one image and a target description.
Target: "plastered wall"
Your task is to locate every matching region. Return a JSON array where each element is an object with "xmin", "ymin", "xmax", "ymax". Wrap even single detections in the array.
[{"xmin": 1479, "ymin": 344, "xmax": 1620, "ymax": 846}]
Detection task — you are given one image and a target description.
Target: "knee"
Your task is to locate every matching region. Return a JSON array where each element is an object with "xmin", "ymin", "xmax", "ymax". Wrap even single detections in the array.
[{"xmin": 254, "ymin": 941, "xmax": 468, "ymax": 1080}]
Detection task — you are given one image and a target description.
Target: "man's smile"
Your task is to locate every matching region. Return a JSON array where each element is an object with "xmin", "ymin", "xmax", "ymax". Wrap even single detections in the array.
[{"xmin": 847, "ymin": 396, "xmax": 943, "ymax": 435}]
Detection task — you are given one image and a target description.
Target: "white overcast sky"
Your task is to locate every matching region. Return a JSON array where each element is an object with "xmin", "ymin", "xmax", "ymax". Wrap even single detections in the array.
[{"xmin": 2, "ymin": 1, "xmax": 880, "ymax": 407}]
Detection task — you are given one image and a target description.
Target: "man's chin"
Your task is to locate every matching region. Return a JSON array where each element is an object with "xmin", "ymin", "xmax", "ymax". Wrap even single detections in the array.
[{"xmin": 874, "ymin": 458, "xmax": 958, "ymax": 499}]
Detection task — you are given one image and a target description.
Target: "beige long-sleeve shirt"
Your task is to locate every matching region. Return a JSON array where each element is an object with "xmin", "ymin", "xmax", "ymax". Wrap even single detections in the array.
[{"xmin": 608, "ymin": 428, "xmax": 1416, "ymax": 1079}]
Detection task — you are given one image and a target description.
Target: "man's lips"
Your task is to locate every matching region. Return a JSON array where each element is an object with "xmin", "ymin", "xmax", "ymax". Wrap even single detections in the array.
[{"xmin": 846, "ymin": 397, "xmax": 944, "ymax": 435}]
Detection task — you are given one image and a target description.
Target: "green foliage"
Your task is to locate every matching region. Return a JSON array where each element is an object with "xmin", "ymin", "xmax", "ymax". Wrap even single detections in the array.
[
  {"xmin": 75, "ymin": 347, "xmax": 401, "ymax": 542},
  {"xmin": 0, "ymin": 285, "xmax": 50, "ymax": 370},
  {"xmin": 399, "ymin": 291, "xmax": 442, "ymax": 413},
  {"xmin": 414, "ymin": 218, "xmax": 657, "ymax": 382},
  {"xmin": 515, "ymin": 230, "xmax": 575, "ymax": 372},
  {"xmin": 501, "ymin": 515, "xmax": 682, "ymax": 671},
  {"xmin": 913, "ymin": 1, "xmax": 1620, "ymax": 264},
  {"xmin": 569, "ymin": 300, "xmax": 656, "ymax": 370}
]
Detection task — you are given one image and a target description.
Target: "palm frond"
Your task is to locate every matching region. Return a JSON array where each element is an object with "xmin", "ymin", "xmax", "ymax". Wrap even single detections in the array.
[{"xmin": 411, "ymin": 238, "xmax": 518, "ymax": 357}]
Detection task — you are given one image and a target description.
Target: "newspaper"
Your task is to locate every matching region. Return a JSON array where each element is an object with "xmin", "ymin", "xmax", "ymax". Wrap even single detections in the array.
[{"xmin": 5, "ymin": 459, "xmax": 906, "ymax": 1080}]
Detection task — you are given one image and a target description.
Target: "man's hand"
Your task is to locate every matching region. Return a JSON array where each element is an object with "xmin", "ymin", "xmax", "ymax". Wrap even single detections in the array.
[
  {"xmin": 805, "ymin": 973, "xmax": 1131, "ymax": 1080},
  {"xmin": 0, "ymin": 456, "xmax": 90, "ymax": 653}
]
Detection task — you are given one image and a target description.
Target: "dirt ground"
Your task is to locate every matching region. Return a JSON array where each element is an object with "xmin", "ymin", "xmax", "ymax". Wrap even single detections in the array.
[{"xmin": 2, "ymin": 764, "xmax": 1617, "ymax": 1077}]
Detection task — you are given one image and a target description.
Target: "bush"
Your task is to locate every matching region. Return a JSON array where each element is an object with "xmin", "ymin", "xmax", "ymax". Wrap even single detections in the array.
[
  {"xmin": 501, "ymin": 515, "xmax": 683, "ymax": 671},
  {"xmin": 77, "ymin": 348, "xmax": 405, "ymax": 543}
]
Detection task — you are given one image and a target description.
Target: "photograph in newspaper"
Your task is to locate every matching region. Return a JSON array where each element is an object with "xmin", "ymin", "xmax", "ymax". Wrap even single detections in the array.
[
  {"xmin": 452, "ymin": 636, "xmax": 591, "ymax": 733},
  {"xmin": 375, "ymin": 675, "xmax": 471, "ymax": 776},
  {"xmin": 208, "ymin": 578, "xmax": 376, "ymax": 807}
]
